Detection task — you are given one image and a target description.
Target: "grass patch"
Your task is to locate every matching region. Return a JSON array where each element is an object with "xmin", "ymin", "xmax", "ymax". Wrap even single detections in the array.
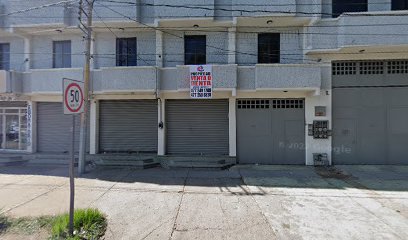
[
  {"xmin": 0, "ymin": 212, "xmax": 11, "ymax": 234},
  {"xmin": 0, "ymin": 212, "xmax": 54, "ymax": 235},
  {"xmin": 51, "ymin": 208, "xmax": 107, "ymax": 240},
  {"xmin": 0, "ymin": 208, "xmax": 106, "ymax": 240}
]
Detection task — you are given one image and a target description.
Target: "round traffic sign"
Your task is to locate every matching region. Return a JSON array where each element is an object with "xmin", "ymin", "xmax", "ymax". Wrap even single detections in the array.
[{"xmin": 64, "ymin": 83, "xmax": 84, "ymax": 113}]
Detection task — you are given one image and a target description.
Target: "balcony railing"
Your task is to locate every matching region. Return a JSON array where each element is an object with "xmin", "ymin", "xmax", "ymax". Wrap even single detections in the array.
[
  {"xmin": 238, "ymin": 64, "xmax": 322, "ymax": 90},
  {"xmin": 0, "ymin": 70, "xmax": 23, "ymax": 94},
  {"xmin": 92, "ymin": 66, "xmax": 158, "ymax": 93},
  {"xmin": 24, "ymin": 68, "xmax": 83, "ymax": 94}
]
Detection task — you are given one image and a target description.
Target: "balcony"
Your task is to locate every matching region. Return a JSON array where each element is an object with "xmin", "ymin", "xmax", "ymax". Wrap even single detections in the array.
[
  {"xmin": 160, "ymin": 64, "xmax": 237, "ymax": 91},
  {"xmin": 0, "ymin": 70, "xmax": 23, "ymax": 94},
  {"xmin": 238, "ymin": 64, "xmax": 322, "ymax": 91},
  {"xmin": 24, "ymin": 68, "xmax": 83, "ymax": 94},
  {"xmin": 307, "ymin": 13, "xmax": 408, "ymax": 50},
  {"xmin": 92, "ymin": 66, "xmax": 158, "ymax": 93}
]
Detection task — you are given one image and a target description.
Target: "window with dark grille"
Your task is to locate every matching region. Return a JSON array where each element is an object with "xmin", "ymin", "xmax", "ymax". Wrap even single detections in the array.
[
  {"xmin": 237, "ymin": 100, "xmax": 270, "ymax": 109},
  {"xmin": 53, "ymin": 41, "xmax": 71, "ymax": 68},
  {"xmin": 116, "ymin": 38, "xmax": 137, "ymax": 66},
  {"xmin": 272, "ymin": 99, "xmax": 304, "ymax": 109},
  {"xmin": 332, "ymin": 61, "xmax": 357, "ymax": 75},
  {"xmin": 387, "ymin": 60, "xmax": 408, "ymax": 74},
  {"xmin": 258, "ymin": 33, "xmax": 280, "ymax": 64},
  {"xmin": 332, "ymin": 0, "xmax": 368, "ymax": 18},
  {"xmin": 184, "ymin": 35, "xmax": 206, "ymax": 65},
  {"xmin": 0, "ymin": 43, "xmax": 10, "ymax": 70},
  {"xmin": 392, "ymin": 0, "xmax": 408, "ymax": 10}
]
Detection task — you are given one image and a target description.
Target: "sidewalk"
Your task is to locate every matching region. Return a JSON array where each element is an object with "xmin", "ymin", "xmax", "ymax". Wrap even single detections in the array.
[{"xmin": 1, "ymin": 165, "xmax": 407, "ymax": 240}]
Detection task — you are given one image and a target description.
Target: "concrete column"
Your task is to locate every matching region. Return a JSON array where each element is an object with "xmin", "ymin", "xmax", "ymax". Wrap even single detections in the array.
[
  {"xmin": 23, "ymin": 37, "xmax": 31, "ymax": 71},
  {"xmin": 158, "ymin": 99, "xmax": 166, "ymax": 155},
  {"xmin": 89, "ymin": 99, "xmax": 99, "ymax": 154},
  {"xmin": 228, "ymin": 27, "xmax": 236, "ymax": 64},
  {"xmin": 305, "ymin": 90, "xmax": 332, "ymax": 165},
  {"xmin": 229, "ymin": 97, "xmax": 237, "ymax": 157},
  {"xmin": 156, "ymin": 30, "xmax": 164, "ymax": 68},
  {"xmin": 27, "ymin": 101, "xmax": 37, "ymax": 153}
]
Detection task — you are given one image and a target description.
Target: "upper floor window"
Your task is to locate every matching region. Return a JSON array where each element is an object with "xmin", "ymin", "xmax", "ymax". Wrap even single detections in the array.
[
  {"xmin": 184, "ymin": 35, "xmax": 206, "ymax": 65},
  {"xmin": 258, "ymin": 33, "xmax": 280, "ymax": 64},
  {"xmin": 392, "ymin": 0, "xmax": 408, "ymax": 10},
  {"xmin": 116, "ymin": 37, "xmax": 137, "ymax": 66},
  {"xmin": 0, "ymin": 43, "xmax": 10, "ymax": 70},
  {"xmin": 53, "ymin": 41, "xmax": 71, "ymax": 68},
  {"xmin": 332, "ymin": 0, "xmax": 368, "ymax": 18}
]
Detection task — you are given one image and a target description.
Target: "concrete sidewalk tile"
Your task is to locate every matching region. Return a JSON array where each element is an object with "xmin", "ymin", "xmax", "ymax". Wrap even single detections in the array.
[
  {"xmin": 171, "ymin": 194, "xmax": 276, "ymax": 240},
  {"xmin": 7, "ymin": 187, "xmax": 106, "ymax": 217},
  {"xmin": 0, "ymin": 185, "xmax": 54, "ymax": 215},
  {"xmin": 91, "ymin": 190, "xmax": 180, "ymax": 240}
]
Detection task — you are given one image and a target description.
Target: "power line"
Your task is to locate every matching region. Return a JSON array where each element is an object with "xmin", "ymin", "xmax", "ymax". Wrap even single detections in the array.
[
  {"xmin": 92, "ymin": 5, "xmax": 153, "ymax": 66},
  {"xmin": 0, "ymin": 0, "xmax": 77, "ymax": 17}
]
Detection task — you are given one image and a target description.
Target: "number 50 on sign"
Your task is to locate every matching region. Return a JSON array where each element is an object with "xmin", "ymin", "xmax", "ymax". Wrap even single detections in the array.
[{"xmin": 63, "ymin": 78, "xmax": 85, "ymax": 115}]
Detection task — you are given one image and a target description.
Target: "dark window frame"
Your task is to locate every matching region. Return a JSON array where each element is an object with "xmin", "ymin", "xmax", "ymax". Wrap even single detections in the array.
[
  {"xmin": 0, "ymin": 43, "xmax": 10, "ymax": 70},
  {"xmin": 116, "ymin": 37, "xmax": 138, "ymax": 67},
  {"xmin": 332, "ymin": 0, "xmax": 368, "ymax": 18},
  {"xmin": 184, "ymin": 35, "xmax": 206, "ymax": 65},
  {"xmin": 258, "ymin": 33, "xmax": 280, "ymax": 64},
  {"xmin": 392, "ymin": 0, "xmax": 408, "ymax": 10},
  {"xmin": 52, "ymin": 40, "xmax": 71, "ymax": 68}
]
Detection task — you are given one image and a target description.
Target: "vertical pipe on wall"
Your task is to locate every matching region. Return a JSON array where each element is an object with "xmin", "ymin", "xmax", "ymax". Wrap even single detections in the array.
[
  {"xmin": 89, "ymin": 100, "xmax": 99, "ymax": 154},
  {"xmin": 228, "ymin": 97, "xmax": 237, "ymax": 157},
  {"xmin": 157, "ymin": 99, "xmax": 166, "ymax": 155}
]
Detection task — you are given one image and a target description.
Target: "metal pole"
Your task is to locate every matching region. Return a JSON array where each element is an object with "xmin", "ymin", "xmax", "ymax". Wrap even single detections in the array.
[
  {"xmin": 78, "ymin": 0, "xmax": 94, "ymax": 175},
  {"xmin": 69, "ymin": 115, "xmax": 75, "ymax": 236}
]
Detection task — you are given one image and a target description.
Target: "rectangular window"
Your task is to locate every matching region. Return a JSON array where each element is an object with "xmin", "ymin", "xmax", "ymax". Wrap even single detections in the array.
[
  {"xmin": 116, "ymin": 38, "xmax": 137, "ymax": 66},
  {"xmin": 392, "ymin": 0, "xmax": 408, "ymax": 10},
  {"xmin": 184, "ymin": 35, "xmax": 206, "ymax": 65},
  {"xmin": 258, "ymin": 33, "xmax": 280, "ymax": 64},
  {"xmin": 53, "ymin": 41, "xmax": 71, "ymax": 68},
  {"xmin": 0, "ymin": 43, "xmax": 10, "ymax": 70},
  {"xmin": 332, "ymin": 0, "xmax": 368, "ymax": 18}
]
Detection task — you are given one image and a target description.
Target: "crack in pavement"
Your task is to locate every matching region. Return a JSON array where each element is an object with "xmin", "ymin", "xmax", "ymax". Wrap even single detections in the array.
[
  {"xmin": 1, "ymin": 182, "xmax": 67, "ymax": 215},
  {"xmin": 237, "ymin": 169, "xmax": 278, "ymax": 239},
  {"xmin": 169, "ymin": 169, "xmax": 190, "ymax": 240}
]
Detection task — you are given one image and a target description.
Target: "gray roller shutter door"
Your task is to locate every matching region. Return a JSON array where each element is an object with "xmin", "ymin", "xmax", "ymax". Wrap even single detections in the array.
[
  {"xmin": 332, "ymin": 60, "xmax": 408, "ymax": 165},
  {"xmin": 166, "ymin": 100, "xmax": 229, "ymax": 155},
  {"xmin": 237, "ymin": 99, "xmax": 305, "ymax": 165},
  {"xmin": 99, "ymin": 100, "xmax": 158, "ymax": 153},
  {"xmin": 37, "ymin": 102, "xmax": 89, "ymax": 153}
]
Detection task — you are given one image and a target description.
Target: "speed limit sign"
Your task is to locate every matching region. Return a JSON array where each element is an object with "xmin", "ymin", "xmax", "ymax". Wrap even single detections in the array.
[{"xmin": 63, "ymin": 78, "xmax": 84, "ymax": 115}]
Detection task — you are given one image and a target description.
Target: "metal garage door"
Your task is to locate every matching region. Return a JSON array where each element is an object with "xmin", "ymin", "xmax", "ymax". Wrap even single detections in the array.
[
  {"xmin": 332, "ymin": 60, "xmax": 408, "ymax": 164},
  {"xmin": 99, "ymin": 100, "xmax": 157, "ymax": 153},
  {"xmin": 237, "ymin": 99, "xmax": 305, "ymax": 165},
  {"xmin": 37, "ymin": 102, "xmax": 86, "ymax": 153},
  {"xmin": 166, "ymin": 100, "xmax": 229, "ymax": 155}
]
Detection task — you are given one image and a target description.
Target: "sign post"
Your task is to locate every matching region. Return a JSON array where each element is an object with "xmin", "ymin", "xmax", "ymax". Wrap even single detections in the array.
[{"xmin": 63, "ymin": 78, "xmax": 84, "ymax": 237}]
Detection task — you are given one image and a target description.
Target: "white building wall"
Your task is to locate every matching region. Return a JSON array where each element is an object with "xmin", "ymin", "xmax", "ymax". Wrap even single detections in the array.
[
  {"xmin": 94, "ymin": 31, "xmax": 157, "ymax": 68},
  {"xmin": 163, "ymin": 31, "xmax": 229, "ymax": 67},
  {"xmin": 30, "ymin": 34, "xmax": 84, "ymax": 69},
  {"xmin": 0, "ymin": 36, "xmax": 25, "ymax": 71},
  {"xmin": 236, "ymin": 28, "xmax": 304, "ymax": 65}
]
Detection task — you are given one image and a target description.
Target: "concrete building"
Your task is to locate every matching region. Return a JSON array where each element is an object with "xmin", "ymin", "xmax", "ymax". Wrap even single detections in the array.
[{"xmin": 0, "ymin": 0, "xmax": 407, "ymax": 166}]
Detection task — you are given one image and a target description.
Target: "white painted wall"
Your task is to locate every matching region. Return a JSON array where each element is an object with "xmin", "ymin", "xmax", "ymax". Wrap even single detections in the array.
[
  {"xmin": 305, "ymin": 90, "xmax": 332, "ymax": 165},
  {"xmin": 94, "ymin": 31, "xmax": 156, "ymax": 68},
  {"xmin": 31, "ymin": 34, "xmax": 84, "ymax": 69}
]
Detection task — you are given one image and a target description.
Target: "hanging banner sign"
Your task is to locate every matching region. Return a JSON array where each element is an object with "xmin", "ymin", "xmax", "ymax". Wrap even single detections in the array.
[{"xmin": 190, "ymin": 65, "xmax": 212, "ymax": 99}]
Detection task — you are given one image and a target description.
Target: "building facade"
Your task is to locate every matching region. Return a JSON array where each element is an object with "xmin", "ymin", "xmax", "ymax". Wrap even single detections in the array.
[{"xmin": 0, "ymin": 0, "xmax": 407, "ymax": 165}]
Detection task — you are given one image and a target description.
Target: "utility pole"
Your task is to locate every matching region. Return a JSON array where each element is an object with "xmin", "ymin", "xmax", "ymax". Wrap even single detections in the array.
[{"xmin": 78, "ymin": 0, "xmax": 94, "ymax": 174}]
